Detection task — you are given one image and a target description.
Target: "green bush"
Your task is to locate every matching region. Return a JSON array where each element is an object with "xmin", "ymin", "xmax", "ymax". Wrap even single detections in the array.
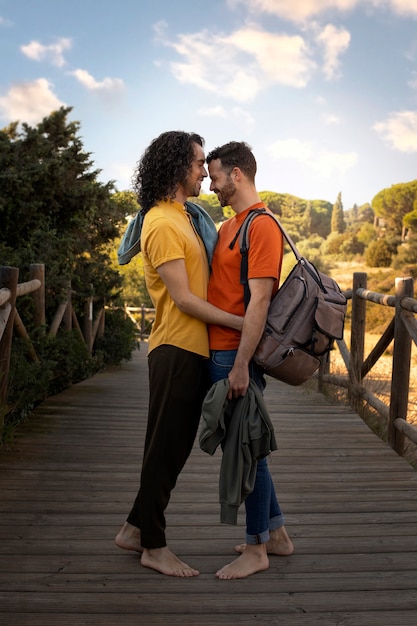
[
  {"xmin": 392, "ymin": 241, "xmax": 417, "ymax": 276},
  {"xmin": 40, "ymin": 330, "xmax": 100, "ymax": 394},
  {"xmin": 3, "ymin": 329, "xmax": 99, "ymax": 440},
  {"xmin": 2, "ymin": 311, "xmax": 136, "ymax": 442},
  {"xmin": 365, "ymin": 239, "xmax": 392, "ymax": 268},
  {"xmin": 93, "ymin": 308, "xmax": 137, "ymax": 366}
]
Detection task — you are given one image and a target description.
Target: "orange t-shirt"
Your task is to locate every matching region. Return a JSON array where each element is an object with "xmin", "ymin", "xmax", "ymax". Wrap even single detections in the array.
[{"xmin": 208, "ymin": 203, "xmax": 283, "ymax": 350}]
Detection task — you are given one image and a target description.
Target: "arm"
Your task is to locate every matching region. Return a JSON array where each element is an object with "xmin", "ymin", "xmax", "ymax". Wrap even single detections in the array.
[
  {"xmin": 157, "ymin": 258, "xmax": 243, "ymax": 331},
  {"xmin": 227, "ymin": 276, "xmax": 274, "ymax": 399}
]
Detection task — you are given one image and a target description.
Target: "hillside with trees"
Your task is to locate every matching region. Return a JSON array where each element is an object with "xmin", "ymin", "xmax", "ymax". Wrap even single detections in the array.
[{"xmin": 2, "ymin": 107, "xmax": 417, "ymax": 435}]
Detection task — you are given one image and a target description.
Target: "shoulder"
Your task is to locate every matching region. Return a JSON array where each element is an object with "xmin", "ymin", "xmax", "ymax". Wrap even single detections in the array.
[{"xmin": 248, "ymin": 211, "xmax": 282, "ymax": 240}]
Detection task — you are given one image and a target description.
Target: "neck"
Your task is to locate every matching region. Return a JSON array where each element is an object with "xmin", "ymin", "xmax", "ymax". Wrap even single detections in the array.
[
  {"xmin": 174, "ymin": 190, "xmax": 187, "ymax": 205},
  {"xmin": 231, "ymin": 190, "xmax": 261, "ymax": 215},
  {"xmin": 172, "ymin": 180, "xmax": 190, "ymax": 205}
]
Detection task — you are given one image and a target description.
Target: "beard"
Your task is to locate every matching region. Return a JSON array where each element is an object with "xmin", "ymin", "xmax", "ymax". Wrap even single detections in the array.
[
  {"xmin": 184, "ymin": 178, "xmax": 201, "ymax": 198},
  {"xmin": 216, "ymin": 179, "xmax": 236, "ymax": 207}
]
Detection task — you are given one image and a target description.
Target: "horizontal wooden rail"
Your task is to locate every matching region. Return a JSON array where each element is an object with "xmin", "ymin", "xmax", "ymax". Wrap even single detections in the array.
[
  {"xmin": 125, "ymin": 305, "xmax": 155, "ymax": 340},
  {"xmin": 0, "ymin": 264, "xmax": 106, "ymax": 437},
  {"xmin": 319, "ymin": 272, "xmax": 417, "ymax": 456}
]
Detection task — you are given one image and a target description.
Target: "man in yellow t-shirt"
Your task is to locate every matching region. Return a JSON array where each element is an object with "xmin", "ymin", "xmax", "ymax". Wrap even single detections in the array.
[
  {"xmin": 206, "ymin": 141, "xmax": 294, "ymax": 580},
  {"xmin": 115, "ymin": 131, "xmax": 242, "ymax": 578}
]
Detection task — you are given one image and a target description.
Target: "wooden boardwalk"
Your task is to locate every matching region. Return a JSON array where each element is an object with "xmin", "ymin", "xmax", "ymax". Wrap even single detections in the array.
[{"xmin": 1, "ymin": 346, "xmax": 417, "ymax": 626}]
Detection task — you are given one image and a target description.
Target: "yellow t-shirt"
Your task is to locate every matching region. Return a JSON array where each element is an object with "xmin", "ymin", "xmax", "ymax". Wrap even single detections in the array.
[{"xmin": 141, "ymin": 200, "xmax": 210, "ymax": 357}]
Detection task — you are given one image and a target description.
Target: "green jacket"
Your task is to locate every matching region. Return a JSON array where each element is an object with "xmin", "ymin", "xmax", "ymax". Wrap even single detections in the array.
[{"xmin": 199, "ymin": 378, "xmax": 277, "ymax": 525}]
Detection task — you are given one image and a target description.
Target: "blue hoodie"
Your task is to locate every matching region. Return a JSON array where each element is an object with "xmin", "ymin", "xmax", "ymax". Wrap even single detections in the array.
[{"xmin": 117, "ymin": 201, "xmax": 218, "ymax": 267}]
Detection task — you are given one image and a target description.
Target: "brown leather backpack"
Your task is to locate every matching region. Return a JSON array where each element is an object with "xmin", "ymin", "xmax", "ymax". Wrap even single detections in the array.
[{"xmin": 234, "ymin": 209, "xmax": 347, "ymax": 386}]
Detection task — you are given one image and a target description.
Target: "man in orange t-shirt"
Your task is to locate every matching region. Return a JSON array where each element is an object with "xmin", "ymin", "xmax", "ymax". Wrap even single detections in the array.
[{"xmin": 206, "ymin": 141, "xmax": 294, "ymax": 580}]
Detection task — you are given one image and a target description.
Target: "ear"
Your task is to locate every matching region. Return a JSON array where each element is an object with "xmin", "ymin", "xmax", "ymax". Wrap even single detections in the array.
[{"xmin": 231, "ymin": 167, "xmax": 242, "ymax": 181}]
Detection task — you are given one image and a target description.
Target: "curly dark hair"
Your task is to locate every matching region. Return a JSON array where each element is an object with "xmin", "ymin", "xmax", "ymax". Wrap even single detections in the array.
[
  {"xmin": 207, "ymin": 141, "xmax": 256, "ymax": 181},
  {"xmin": 133, "ymin": 131, "xmax": 204, "ymax": 212}
]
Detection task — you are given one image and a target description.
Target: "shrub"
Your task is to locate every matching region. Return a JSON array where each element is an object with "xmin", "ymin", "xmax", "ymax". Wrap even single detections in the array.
[
  {"xmin": 93, "ymin": 308, "xmax": 137, "ymax": 366},
  {"xmin": 3, "ymin": 329, "xmax": 99, "ymax": 440},
  {"xmin": 365, "ymin": 239, "xmax": 392, "ymax": 268},
  {"xmin": 2, "ymin": 309, "xmax": 136, "ymax": 442},
  {"xmin": 392, "ymin": 241, "xmax": 417, "ymax": 277}
]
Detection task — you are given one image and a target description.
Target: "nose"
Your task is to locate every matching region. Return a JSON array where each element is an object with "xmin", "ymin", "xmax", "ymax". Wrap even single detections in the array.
[
  {"xmin": 209, "ymin": 180, "xmax": 214, "ymax": 192},
  {"xmin": 202, "ymin": 166, "xmax": 208, "ymax": 178}
]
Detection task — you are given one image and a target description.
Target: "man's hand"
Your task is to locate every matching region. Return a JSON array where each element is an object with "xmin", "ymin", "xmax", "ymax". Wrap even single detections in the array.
[{"xmin": 227, "ymin": 361, "xmax": 250, "ymax": 399}]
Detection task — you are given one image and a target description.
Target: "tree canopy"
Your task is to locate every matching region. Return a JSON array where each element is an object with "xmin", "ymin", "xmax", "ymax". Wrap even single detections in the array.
[
  {"xmin": 0, "ymin": 107, "xmax": 131, "ymax": 315},
  {"xmin": 372, "ymin": 180, "xmax": 417, "ymax": 236}
]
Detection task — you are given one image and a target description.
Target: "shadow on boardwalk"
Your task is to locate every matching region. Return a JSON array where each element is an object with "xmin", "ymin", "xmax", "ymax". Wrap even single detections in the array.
[{"xmin": 1, "ymin": 345, "xmax": 417, "ymax": 626}]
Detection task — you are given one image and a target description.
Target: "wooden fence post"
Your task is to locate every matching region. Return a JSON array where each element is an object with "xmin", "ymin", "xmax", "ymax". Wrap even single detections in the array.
[
  {"xmin": 317, "ymin": 351, "xmax": 330, "ymax": 394},
  {"xmin": 97, "ymin": 300, "xmax": 105, "ymax": 339},
  {"xmin": 348, "ymin": 272, "xmax": 367, "ymax": 412},
  {"xmin": 63, "ymin": 282, "xmax": 72, "ymax": 332},
  {"xmin": 140, "ymin": 304, "xmax": 146, "ymax": 340},
  {"xmin": 30, "ymin": 264, "xmax": 45, "ymax": 329},
  {"xmin": 0, "ymin": 266, "xmax": 19, "ymax": 434},
  {"xmin": 387, "ymin": 277, "xmax": 413, "ymax": 455},
  {"xmin": 83, "ymin": 296, "xmax": 94, "ymax": 355}
]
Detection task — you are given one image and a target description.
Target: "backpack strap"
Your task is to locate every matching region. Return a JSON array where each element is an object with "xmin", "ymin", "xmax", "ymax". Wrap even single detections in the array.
[
  {"xmin": 229, "ymin": 207, "xmax": 329, "ymax": 309},
  {"xmin": 229, "ymin": 208, "xmax": 283, "ymax": 309}
]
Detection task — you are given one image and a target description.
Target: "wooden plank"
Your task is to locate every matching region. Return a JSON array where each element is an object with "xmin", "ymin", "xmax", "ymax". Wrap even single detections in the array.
[
  {"xmin": 1, "ymin": 346, "xmax": 417, "ymax": 625},
  {"xmin": 1, "ymin": 590, "xmax": 417, "ymax": 614},
  {"xmin": 1, "ymin": 612, "xmax": 417, "ymax": 626}
]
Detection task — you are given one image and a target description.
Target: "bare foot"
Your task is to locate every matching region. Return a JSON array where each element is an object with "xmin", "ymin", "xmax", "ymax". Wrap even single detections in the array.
[
  {"xmin": 114, "ymin": 521, "xmax": 143, "ymax": 553},
  {"xmin": 216, "ymin": 544, "xmax": 269, "ymax": 580},
  {"xmin": 235, "ymin": 526, "xmax": 294, "ymax": 556},
  {"xmin": 141, "ymin": 546, "xmax": 199, "ymax": 577}
]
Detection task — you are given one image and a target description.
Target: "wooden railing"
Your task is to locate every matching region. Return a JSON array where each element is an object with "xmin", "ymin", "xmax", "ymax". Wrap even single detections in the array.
[
  {"xmin": 124, "ymin": 305, "xmax": 155, "ymax": 342},
  {"xmin": 0, "ymin": 264, "xmax": 105, "ymax": 434},
  {"xmin": 2, "ymin": 265, "xmax": 417, "ymax": 460},
  {"xmin": 318, "ymin": 272, "xmax": 417, "ymax": 459}
]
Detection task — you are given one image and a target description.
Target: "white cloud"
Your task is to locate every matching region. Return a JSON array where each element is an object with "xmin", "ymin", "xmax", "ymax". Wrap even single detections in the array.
[
  {"xmin": 0, "ymin": 78, "xmax": 64, "ymax": 124},
  {"xmin": 389, "ymin": 0, "xmax": 417, "ymax": 17},
  {"xmin": 228, "ymin": 0, "xmax": 359, "ymax": 22},
  {"xmin": 159, "ymin": 26, "xmax": 315, "ymax": 102},
  {"xmin": 70, "ymin": 69, "xmax": 124, "ymax": 92},
  {"xmin": 199, "ymin": 106, "xmax": 227, "ymax": 117},
  {"xmin": 231, "ymin": 106, "xmax": 256, "ymax": 129},
  {"xmin": 316, "ymin": 23, "xmax": 350, "ymax": 79},
  {"xmin": 21, "ymin": 38, "xmax": 72, "ymax": 67},
  {"xmin": 227, "ymin": 28, "xmax": 316, "ymax": 87},
  {"xmin": 268, "ymin": 137, "xmax": 358, "ymax": 176},
  {"xmin": 198, "ymin": 104, "xmax": 255, "ymax": 129},
  {"xmin": 323, "ymin": 113, "xmax": 343, "ymax": 124},
  {"xmin": 168, "ymin": 29, "xmax": 261, "ymax": 102},
  {"xmin": 408, "ymin": 73, "xmax": 417, "ymax": 89},
  {"xmin": 228, "ymin": 0, "xmax": 417, "ymax": 21},
  {"xmin": 374, "ymin": 110, "xmax": 417, "ymax": 151}
]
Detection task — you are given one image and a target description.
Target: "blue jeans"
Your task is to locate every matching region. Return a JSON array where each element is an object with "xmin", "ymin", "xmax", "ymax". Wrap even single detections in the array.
[{"xmin": 207, "ymin": 350, "xmax": 285, "ymax": 545}]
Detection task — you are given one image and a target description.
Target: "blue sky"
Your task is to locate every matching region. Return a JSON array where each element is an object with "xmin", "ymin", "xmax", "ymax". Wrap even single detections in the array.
[{"xmin": 1, "ymin": 0, "xmax": 417, "ymax": 211}]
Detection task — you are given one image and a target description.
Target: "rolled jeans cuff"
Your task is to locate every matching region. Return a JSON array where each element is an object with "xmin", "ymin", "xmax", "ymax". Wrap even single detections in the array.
[{"xmin": 245, "ymin": 513, "xmax": 285, "ymax": 545}]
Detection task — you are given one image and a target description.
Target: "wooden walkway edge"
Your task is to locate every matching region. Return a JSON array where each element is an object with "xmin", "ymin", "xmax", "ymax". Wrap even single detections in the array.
[{"xmin": 1, "ymin": 345, "xmax": 417, "ymax": 625}]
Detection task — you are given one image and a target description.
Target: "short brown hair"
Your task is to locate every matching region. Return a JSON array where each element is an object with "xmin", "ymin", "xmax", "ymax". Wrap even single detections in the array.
[{"xmin": 207, "ymin": 141, "xmax": 256, "ymax": 181}]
